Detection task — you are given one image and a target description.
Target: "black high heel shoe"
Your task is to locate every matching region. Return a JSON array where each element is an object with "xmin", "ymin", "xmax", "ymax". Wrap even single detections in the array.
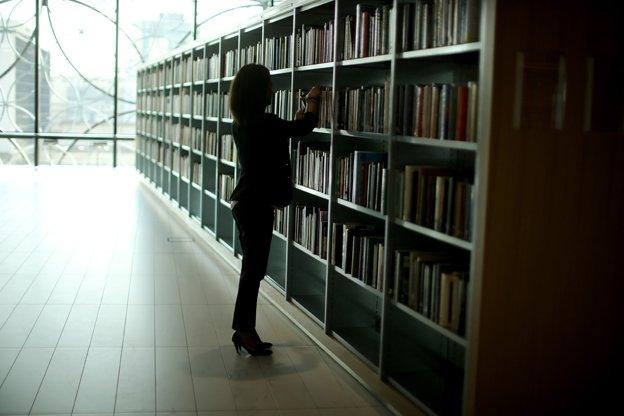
[
  {"xmin": 253, "ymin": 329, "xmax": 273, "ymax": 349},
  {"xmin": 232, "ymin": 331, "xmax": 272, "ymax": 356}
]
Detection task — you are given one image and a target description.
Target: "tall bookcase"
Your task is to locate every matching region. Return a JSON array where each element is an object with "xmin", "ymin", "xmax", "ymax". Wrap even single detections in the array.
[{"xmin": 136, "ymin": 1, "xmax": 492, "ymax": 415}]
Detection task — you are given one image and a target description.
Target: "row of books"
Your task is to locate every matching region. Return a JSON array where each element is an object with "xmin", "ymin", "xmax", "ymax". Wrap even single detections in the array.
[
  {"xmin": 338, "ymin": 84, "xmax": 389, "ymax": 133},
  {"xmin": 192, "ymin": 161, "xmax": 201, "ymax": 185},
  {"xmin": 269, "ymin": 89, "xmax": 293, "ymax": 120},
  {"xmin": 264, "ymin": 34, "xmax": 292, "ymax": 70},
  {"xmin": 397, "ymin": 165, "xmax": 473, "ymax": 241},
  {"xmin": 394, "ymin": 250, "xmax": 467, "ymax": 334},
  {"xmin": 192, "ymin": 56, "xmax": 205, "ymax": 81},
  {"xmin": 206, "ymin": 92, "xmax": 220, "ymax": 118},
  {"xmin": 137, "ymin": 93, "xmax": 163, "ymax": 112},
  {"xmin": 180, "ymin": 125, "xmax": 191, "ymax": 147},
  {"xmin": 224, "ymin": 49, "xmax": 237, "ymax": 77},
  {"xmin": 181, "ymin": 154, "xmax": 191, "ymax": 179},
  {"xmin": 191, "ymin": 127, "xmax": 202, "ymax": 152},
  {"xmin": 164, "ymin": 121, "xmax": 178, "ymax": 142},
  {"xmin": 398, "ymin": 0, "xmax": 479, "ymax": 52},
  {"xmin": 222, "ymin": 93, "xmax": 232, "ymax": 119},
  {"xmin": 274, "ymin": 207, "xmax": 287, "ymax": 236},
  {"xmin": 220, "ymin": 134, "xmax": 237, "ymax": 162},
  {"xmin": 343, "ymin": 4, "xmax": 391, "ymax": 60},
  {"xmin": 295, "ymin": 142, "xmax": 330, "ymax": 195},
  {"xmin": 219, "ymin": 174, "xmax": 235, "ymax": 201},
  {"xmin": 296, "ymin": 87, "xmax": 332, "ymax": 129},
  {"xmin": 295, "ymin": 21, "xmax": 334, "ymax": 66},
  {"xmin": 293, "ymin": 205, "xmax": 328, "ymax": 260},
  {"xmin": 240, "ymin": 42, "xmax": 261, "ymax": 67},
  {"xmin": 331, "ymin": 223, "xmax": 384, "ymax": 291},
  {"xmin": 204, "ymin": 131, "xmax": 218, "ymax": 156},
  {"xmin": 193, "ymin": 91, "xmax": 204, "ymax": 116},
  {"xmin": 179, "ymin": 90, "xmax": 192, "ymax": 114},
  {"xmin": 136, "ymin": 116, "xmax": 155, "ymax": 135},
  {"xmin": 138, "ymin": 67, "xmax": 163, "ymax": 88},
  {"xmin": 395, "ymin": 82, "xmax": 478, "ymax": 141},
  {"xmin": 336, "ymin": 151, "xmax": 387, "ymax": 212},
  {"xmin": 207, "ymin": 53, "xmax": 220, "ymax": 79}
]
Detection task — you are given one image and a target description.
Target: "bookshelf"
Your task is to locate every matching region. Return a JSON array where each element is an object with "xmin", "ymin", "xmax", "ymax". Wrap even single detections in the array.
[{"xmin": 136, "ymin": 1, "xmax": 490, "ymax": 415}]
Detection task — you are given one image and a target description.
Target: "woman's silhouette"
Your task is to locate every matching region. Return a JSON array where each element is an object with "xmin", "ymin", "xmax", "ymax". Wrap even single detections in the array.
[{"xmin": 228, "ymin": 64, "xmax": 320, "ymax": 355}]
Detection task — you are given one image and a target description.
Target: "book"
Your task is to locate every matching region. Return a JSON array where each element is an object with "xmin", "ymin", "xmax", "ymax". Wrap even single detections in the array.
[
  {"xmin": 395, "ymin": 82, "xmax": 479, "ymax": 141},
  {"xmin": 295, "ymin": 20, "xmax": 334, "ymax": 66},
  {"xmin": 294, "ymin": 205, "xmax": 329, "ymax": 259},
  {"xmin": 264, "ymin": 34, "xmax": 292, "ymax": 70},
  {"xmin": 348, "ymin": 4, "xmax": 391, "ymax": 59},
  {"xmin": 398, "ymin": 0, "xmax": 480, "ymax": 52},
  {"xmin": 338, "ymin": 82, "xmax": 389, "ymax": 133},
  {"xmin": 296, "ymin": 142, "xmax": 331, "ymax": 194},
  {"xmin": 394, "ymin": 250, "xmax": 468, "ymax": 334},
  {"xmin": 400, "ymin": 165, "xmax": 473, "ymax": 240}
]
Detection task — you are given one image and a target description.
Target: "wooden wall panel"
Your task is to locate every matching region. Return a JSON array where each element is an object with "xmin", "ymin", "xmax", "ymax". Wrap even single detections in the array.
[{"xmin": 467, "ymin": 1, "xmax": 624, "ymax": 414}]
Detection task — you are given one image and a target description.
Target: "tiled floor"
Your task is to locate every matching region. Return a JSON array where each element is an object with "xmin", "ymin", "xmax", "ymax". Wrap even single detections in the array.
[{"xmin": 0, "ymin": 167, "xmax": 391, "ymax": 416}]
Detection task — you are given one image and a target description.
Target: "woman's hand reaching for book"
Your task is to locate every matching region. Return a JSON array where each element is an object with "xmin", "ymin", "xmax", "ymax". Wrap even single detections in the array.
[
  {"xmin": 304, "ymin": 86, "xmax": 321, "ymax": 115},
  {"xmin": 306, "ymin": 86, "xmax": 322, "ymax": 100}
]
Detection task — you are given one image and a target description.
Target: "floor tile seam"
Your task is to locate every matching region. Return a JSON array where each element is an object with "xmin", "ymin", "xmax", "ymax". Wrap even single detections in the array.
[{"xmin": 28, "ymin": 247, "xmax": 111, "ymax": 415}]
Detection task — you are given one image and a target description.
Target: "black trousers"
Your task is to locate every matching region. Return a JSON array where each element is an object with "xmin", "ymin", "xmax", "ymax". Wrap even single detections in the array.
[{"xmin": 231, "ymin": 200, "xmax": 274, "ymax": 331}]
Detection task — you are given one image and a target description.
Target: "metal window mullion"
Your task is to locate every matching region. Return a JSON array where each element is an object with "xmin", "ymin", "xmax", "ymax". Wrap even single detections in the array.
[
  {"xmin": 113, "ymin": 0, "xmax": 120, "ymax": 167},
  {"xmin": 34, "ymin": 0, "xmax": 40, "ymax": 166}
]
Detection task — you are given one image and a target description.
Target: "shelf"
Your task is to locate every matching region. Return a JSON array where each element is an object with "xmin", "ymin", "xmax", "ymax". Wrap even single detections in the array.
[
  {"xmin": 222, "ymin": 75, "xmax": 235, "ymax": 81},
  {"xmin": 394, "ymin": 218, "xmax": 473, "ymax": 251},
  {"xmin": 272, "ymin": 229, "xmax": 287, "ymax": 241},
  {"xmin": 336, "ymin": 130, "xmax": 388, "ymax": 141},
  {"xmin": 397, "ymin": 42, "xmax": 481, "ymax": 60},
  {"xmin": 220, "ymin": 159, "xmax": 236, "ymax": 168},
  {"xmin": 191, "ymin": 149, "xmax": 202, "ymax": 156},
  {"xmin": 269, "ymin": 68, "xmax": 291, "ymax": 75},
  {"xmin": 181, "ymin": 176, "xmax": 190, "ymax": 184},
  {"xmin": 336, "ymin": 54, "xmax": 392, "ymax": 67},
  {"xmin": 312, "ymin": 127, "xmax": 332, "ymax": 135},
  {"xmin": 221, "ymin": 118, "xmax": 233, "ymax": 123},
  {"xmin": 292, "ymin": 241, "xmax": 327, "ymax": 264},
  {"xmin": 392, "ymin": 300, "xmax": 467, "ymax": 348},
  {"xmin": 204, "ymin": 189, "xmax": 216, "ymax": 199},
  {"xmin": 180, "ymin": 144, "xmax": 191, "ymax": 151},
  {"xmin": 182, "ymin": 81, "xmax": 192, "ymax": 87},
  {"xmin": 336, "ymin": 198, "xmax": 386, "ymax": 220},
  {"xmin": 205, "ymin": 153, "xmax": 218, "ymax": 161},
  {"xmin": 181, "ymin": 113, "xmax": 192, "ymax": 119},
  {"xmin": 219, "ymin": 199, "xmax": 231, "ymax": 208},
  {"xmin": 193, "ymin": 80, "xmax": 204, "ymax": 86},
  {"xmin": 394, "ymin": 135, "xmax": 478, "ymax": 151},
  {"xmin": 206, "ymin": 78, "xmax": 219, "ymax": 84},
  {"xmin": 333, "ymin": 266, "xmax": 382, "ymax": 297},
  {"xmin": 171, "ymin": 142, "xmax": 180, "ymax": 148},
  {"xmin": 295, "ymin": 61, "xmax": 333, "ymax": 72},
  {"xmin": 206, "ymin": 116, "xmax": 219, "ymax": 122},
  {"xmin": 192, "ymin": 115, "xmax": 203, "ymax": 121},
  {"xmin": 294, "ymin": 184, "xmax": 330, "ymax": 200},
  {"xmin": 171, "ymin": 170, "xmax": 179, "ymax": 177}
]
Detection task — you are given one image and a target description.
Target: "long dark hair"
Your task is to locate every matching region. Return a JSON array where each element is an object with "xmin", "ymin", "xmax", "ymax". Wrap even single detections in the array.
[{"xmin": 229, "ymin": 64, "xmax": 271, "ymax": 125}]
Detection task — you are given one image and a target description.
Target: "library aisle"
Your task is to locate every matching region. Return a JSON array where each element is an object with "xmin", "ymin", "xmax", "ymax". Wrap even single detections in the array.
[{"xmin": 0, "ymin": 167, "xmax": 392, "ymax": 416}]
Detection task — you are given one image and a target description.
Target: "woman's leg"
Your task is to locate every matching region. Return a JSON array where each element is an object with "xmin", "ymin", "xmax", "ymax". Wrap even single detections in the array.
[{"xmin": 231, "ymin": 203, "xmax": 274, "ymax": 331}]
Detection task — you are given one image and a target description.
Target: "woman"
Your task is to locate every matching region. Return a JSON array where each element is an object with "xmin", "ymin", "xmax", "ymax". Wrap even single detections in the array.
[{"xmin": 228, "ymin": 63, "xmax": 320, "ymax": 356}]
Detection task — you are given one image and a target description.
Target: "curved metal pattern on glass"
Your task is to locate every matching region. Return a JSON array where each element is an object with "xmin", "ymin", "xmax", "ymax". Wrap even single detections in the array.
[{"xmin": 0, "ymin": 0, "xmax": 276, "ymax": 165}]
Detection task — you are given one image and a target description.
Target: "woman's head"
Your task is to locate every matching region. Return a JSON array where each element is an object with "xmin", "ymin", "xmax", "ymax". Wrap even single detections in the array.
[{"xmin": 229, "ymin": 64, "xmax": 271, "ymax": 125}]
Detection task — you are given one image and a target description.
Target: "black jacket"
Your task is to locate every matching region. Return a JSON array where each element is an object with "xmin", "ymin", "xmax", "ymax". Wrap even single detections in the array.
[{"xmin": 230, "ymin": 111, "xmax": 318, "ymax": 206}]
